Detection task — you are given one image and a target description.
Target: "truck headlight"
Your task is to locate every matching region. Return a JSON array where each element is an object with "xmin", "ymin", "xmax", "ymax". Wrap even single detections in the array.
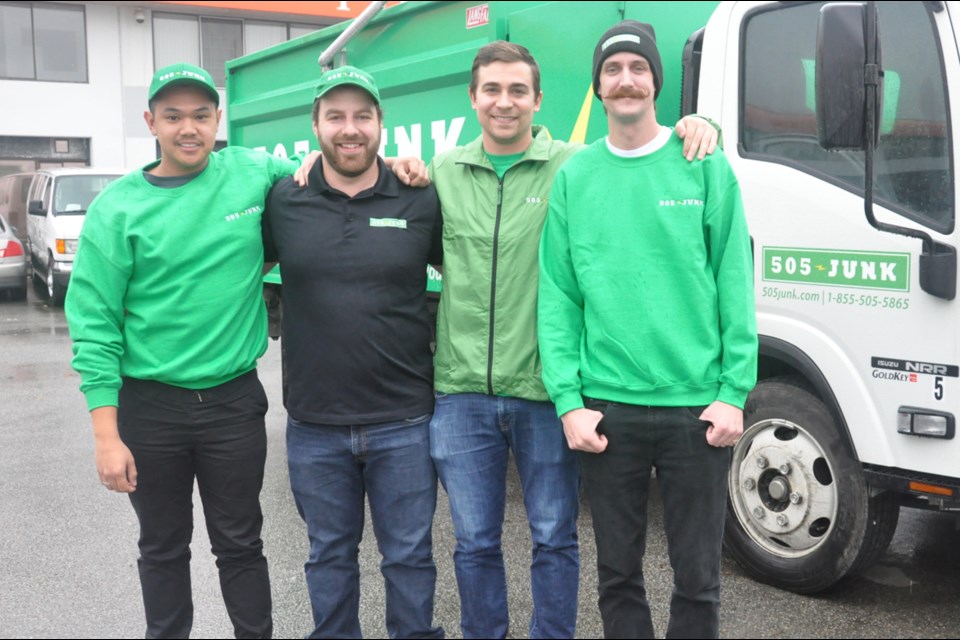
[{"xmin": 897, "ymin": 407, "xmax": 954, "ymax": 439}]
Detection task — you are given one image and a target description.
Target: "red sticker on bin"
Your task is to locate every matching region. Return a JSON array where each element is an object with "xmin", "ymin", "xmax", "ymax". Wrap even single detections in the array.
[{"xmin": 467, "ymin": 4, "xmax": 489, "ymax": 29}]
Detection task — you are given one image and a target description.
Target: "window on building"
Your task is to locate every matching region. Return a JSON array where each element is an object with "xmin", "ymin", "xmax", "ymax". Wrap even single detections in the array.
[
  {"xmin": 741, "ymin": 1, "xmax": 953, "ymax": 233},
  {"xmin": 153, "ymin": 13, "xmax": 331, "ymax": 88},
  {"xmin": 0, "ymin": 2, "xmax": 87, "ymax": 82},
  {"xmin": 245, "ymin": 21, "xmax": 287, "ymax": 54},
  {"xmin": 200, "ymin": 18, "xmax": 242, "ymax": 87},
  {"xmin": 289, "ymin": 23, "xmax": 322, "ymax": 40},
  {"xmin": 153, "ymin": 13, "xmax": 200, "ymax": 67}
]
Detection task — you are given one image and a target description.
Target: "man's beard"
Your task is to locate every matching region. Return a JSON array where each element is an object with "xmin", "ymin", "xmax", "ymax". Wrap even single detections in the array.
[{"xmin": 319, "ymin": 136, "xmax": 379, "ymax": 178}]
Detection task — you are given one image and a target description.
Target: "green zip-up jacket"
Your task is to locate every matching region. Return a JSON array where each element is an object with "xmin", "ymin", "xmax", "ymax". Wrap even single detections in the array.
[{"xmin": 429, "ymin": 126, "xmax": 581, "ymax": 400}]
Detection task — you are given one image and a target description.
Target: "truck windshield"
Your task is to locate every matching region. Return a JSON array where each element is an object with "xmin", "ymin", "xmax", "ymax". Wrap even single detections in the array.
[{"xmin": 53, "ymin": 175, "xmax": 120, "ymax": 215}]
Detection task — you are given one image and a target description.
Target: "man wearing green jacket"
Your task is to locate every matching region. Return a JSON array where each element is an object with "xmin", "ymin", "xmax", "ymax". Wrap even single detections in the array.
[
  {"xmin": 66, "ymin": 63, "xmax": 301, "ymax": 639},
  {"xmin": 428, "ymin": 41, "xmax": 719, "ymax": 639},
  {"xmin": 538, "ymin": 21, "xmax": 757, "ymax": 639}
]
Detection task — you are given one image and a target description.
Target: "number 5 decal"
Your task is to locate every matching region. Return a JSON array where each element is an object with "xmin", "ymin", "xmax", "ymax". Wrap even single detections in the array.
[{"xmin": 934, "ymin": 376, "xmax": 944, "ymax": 401}]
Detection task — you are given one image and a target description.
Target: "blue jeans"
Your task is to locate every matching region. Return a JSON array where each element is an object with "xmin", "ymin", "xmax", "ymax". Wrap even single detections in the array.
[
  {"xmin": 429, "ymin": 393, "xmax": 580, "ymax": 639},
  {"xmin": 579, "ymin": 399, "xmax": 732, "ymax": 639},
  {"xmin": 286, "ymin": 414, "xmax": 443, "ymax": 639}
]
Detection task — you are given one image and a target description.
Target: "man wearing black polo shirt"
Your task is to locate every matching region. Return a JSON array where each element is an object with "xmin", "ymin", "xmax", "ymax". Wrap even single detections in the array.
[{"xmin": 263, "ymin": 66, "xmax": 443, "ymax": 639}]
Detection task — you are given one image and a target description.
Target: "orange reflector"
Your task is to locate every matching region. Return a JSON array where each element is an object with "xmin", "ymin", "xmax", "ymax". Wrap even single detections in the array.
[
  {"xmin": 56, "ymin": 239, "xmax": 66, "ymax": 254},
  {"xmin": 908, "ymin": 481, "xmax": 954, "ymax": 497}
]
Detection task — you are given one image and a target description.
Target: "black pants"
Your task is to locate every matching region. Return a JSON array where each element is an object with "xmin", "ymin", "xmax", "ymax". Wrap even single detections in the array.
[
  {"xmin": 118, "ymin": 371, "xmax": 272, "ymax": 639},
  {"xmin": 579, "ymin": 399, "xmax": 732, "ymax": 640}
]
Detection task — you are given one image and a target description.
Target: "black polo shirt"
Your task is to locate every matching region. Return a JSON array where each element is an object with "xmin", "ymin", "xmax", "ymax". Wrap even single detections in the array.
[{"xmin": 263, "ymin": 157, "xmax": 442, "ymax": 425}]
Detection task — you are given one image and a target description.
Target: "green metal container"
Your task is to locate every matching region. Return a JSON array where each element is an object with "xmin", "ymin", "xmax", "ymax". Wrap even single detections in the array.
[{"xmin": 228, "ymin": 1, "xmax": 722, "ymax": 291}]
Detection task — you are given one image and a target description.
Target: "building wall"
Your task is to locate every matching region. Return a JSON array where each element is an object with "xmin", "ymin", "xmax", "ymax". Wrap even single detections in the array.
[
  {"xmin": 0, "ymin": 4, "xmax": 126, "ymax": 168},
  {"xmin": 119, "ymin": 5, "xmax": 169, "ymax": 168}
]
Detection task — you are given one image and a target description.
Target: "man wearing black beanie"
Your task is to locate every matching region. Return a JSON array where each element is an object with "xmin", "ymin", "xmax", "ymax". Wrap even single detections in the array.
[
  {"xmin": 539, "ymin": 19, "xmax": 757, "ymax": 640},
  {"xmin": 592, "ymin": 20, "xmax": 664, "ymax": 99}
]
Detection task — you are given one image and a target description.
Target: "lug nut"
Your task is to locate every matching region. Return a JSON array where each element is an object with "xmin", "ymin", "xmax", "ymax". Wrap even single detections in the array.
[
  {"xmin": 756, "ymin": 456, "xmax": 768, "ymax": 469},
  {"xmin": 776, "ymin": 514, "xmax": 789, "ymax": 526},
  {"xmin": 753, "ymin": 507, "xmax": 765, "ymax": 520},
  {"xmin": 779, "ymin": 463, "xmax": 791, "ymax": 475},
  {"xmin": 789, "ymin": 492, "xmax": 802, "ymax": 505},
  {"xmin": 744, "ymin": 478, "xmax": 756, "ymax": 491}
]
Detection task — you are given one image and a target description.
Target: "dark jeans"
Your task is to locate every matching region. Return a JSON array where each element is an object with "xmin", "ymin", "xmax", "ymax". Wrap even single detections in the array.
[
  {"xmin": 118, "ymin": 371, "xmax": 271, "ymax": 639},
  {"xmin": 286, "ymin": 414, "xmax": 443, "ymax": 639},
  {"xmin": 579, "ymin": 399, "xmax": 731, "ymax": 640}
]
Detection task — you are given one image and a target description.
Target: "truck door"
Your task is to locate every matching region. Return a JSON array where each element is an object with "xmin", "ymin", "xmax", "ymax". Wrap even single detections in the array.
[{"xmin": 706, "ymin": 0, "xmax": 958, "ymax": 592}]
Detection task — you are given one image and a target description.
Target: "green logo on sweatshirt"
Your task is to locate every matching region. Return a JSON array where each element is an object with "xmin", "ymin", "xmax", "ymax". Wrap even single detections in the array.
[{"xmin": 225, "ymin": 205, "xmax": 263, "ymax": 222}]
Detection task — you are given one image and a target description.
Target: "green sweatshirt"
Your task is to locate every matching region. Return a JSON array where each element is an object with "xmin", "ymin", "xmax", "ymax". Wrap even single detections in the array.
[
  {"xmin": 66, "ymin": 147, "xmax": 299, "ymax": 410},
  {"xmin": 538, "ymin": 133, "xmax": 757, "ymax": 417}
]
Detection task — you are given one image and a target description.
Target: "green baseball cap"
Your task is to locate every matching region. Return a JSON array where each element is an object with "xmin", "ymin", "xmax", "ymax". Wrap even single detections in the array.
[
  {"xmin": 314, "ymin": 66, "xmax": 380, "ymax": 104},
  {"xmin": 149, "ymin": 63, "xmax": 220, "ymax": 106}
]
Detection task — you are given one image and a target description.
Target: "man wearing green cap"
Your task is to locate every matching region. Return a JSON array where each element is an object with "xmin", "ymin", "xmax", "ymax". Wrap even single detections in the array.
[
  {"xmin": 263, "ymin": 66, "xmax": 443, "ymax": 639},
  {"xmin": 66, "ymin": 62, "xmax": 307, "ymax": 639}
]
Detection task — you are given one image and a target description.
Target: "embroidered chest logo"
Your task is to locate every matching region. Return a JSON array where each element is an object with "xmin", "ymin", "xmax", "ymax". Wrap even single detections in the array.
[
  {"xmin": 525, "ymin": 197, "xmax": 544, "ymax": 205},
  {"xmin": 225, "ymin": 205, "xmax": 263, "ymax": 222},
  {"xmin": 370, "ymin": 218, "xmax": 407, "ymax": 229},
  {"xmin": 659, "ymin": 198, "xmax": 704, "ymax": 207}
]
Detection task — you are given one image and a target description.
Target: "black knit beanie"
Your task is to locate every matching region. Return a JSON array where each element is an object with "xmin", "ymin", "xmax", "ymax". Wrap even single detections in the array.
[{"xmin": 592, "ymin": 20, "xmax": 663, "ymax": 100}]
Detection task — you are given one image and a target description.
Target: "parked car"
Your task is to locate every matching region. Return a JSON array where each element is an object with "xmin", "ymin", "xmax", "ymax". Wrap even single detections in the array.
[
  {"xmin": 26, "ymin": 168, "xmax": 125, "ymax": 305},
  {"xmin": 0, "ymin": 172, "xmax": 34, "ymax": 245},
  {"xmin": 0, "ymin": 213, "xmax": 28, "ymax": 301}
]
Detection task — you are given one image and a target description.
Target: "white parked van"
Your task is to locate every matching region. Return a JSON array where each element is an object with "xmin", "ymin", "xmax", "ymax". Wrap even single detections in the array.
[{"xmin": 26, "ymin": 168, "xmax": 125, "ymax": 305}]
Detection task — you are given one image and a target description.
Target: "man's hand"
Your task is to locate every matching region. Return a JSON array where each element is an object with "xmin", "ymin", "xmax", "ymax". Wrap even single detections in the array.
[
  {"xmin": 293, "ymin": 151, "xmax": 322, "ymax": 187},
  {"xmin": 96, "ymin": 437, "xmax": 138, "ymax": 493},
  {"xmin": 675, "ymin": 115, "xmax": 720, "ymax": 161},
  {"xmin": 560, "ymin": 407, "xmax": 608, "ymax": 453},
  {"xmin": 700, "ymin": 401, "xmax": 743, "ymax": 448},
  {"xmin": 92, "ymin": 406, "xmax": 137, "ymax": 493},
  {"xmin": 386, "ymin": 156, "xmax": 430, "ymax": 187}
]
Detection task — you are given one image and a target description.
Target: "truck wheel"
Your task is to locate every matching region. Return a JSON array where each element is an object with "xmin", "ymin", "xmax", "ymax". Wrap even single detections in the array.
[
  {"xmin": 46, "ymin": 253, "xmax": 66, "ymax": 306},
  {"xmin": 724, "ymin": 379, "xmax": 899, "ymax": 593}
]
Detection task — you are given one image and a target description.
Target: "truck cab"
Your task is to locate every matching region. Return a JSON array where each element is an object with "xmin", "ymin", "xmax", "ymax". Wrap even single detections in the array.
[{"xmin": 692, "ymin": 0, "xmax": 958, "ymax": 591}]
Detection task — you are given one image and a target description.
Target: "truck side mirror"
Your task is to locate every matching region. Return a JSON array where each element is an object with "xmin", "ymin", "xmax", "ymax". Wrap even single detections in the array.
[
  {"xmin": 815, "ymin": 3, "xmax": 881, "ymax": 150},
  {"xmin": 28, "ymin": 200, "xmax": 45, "ymax": 215}
]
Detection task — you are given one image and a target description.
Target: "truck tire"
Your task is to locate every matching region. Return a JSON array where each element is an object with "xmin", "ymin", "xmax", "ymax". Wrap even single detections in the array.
[
  {"xmin": 724, "ymin": 379, "xmax": 899, "ymax": 593},
  {"xmin": 46, "ymin": 253, "xmax": 66, "ymax": 306}
]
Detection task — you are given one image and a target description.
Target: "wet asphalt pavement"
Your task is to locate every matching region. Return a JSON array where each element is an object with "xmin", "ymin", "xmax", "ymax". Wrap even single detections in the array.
[{"xmin": 1, "ymin": 283, "xmax": 958, "ymax": 639}]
